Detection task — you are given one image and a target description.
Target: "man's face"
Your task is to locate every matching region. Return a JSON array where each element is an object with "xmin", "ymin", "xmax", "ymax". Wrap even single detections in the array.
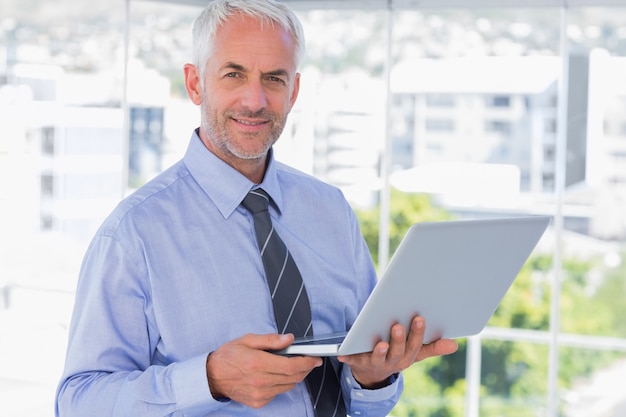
[{"xmin": 196, "ymin": 14, "xmax": 300, "ymax": 167}]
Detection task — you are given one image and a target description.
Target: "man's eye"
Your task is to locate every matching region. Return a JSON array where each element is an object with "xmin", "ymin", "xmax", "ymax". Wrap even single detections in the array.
[
  {"xmin": 268, "ymin": 76, "xmax": 286, "ymax": 84},
  {"xmin": 225, "ymin": 72, "xmax": 241, "ymax": 78}
]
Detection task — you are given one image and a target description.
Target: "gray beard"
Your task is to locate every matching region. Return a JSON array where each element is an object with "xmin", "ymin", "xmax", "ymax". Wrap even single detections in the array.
[{"xmin": 200, "ymin": 99, "xmax": 286, "ymax": 160}]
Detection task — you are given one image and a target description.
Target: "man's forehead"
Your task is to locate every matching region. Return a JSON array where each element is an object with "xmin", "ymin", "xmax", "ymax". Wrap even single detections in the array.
[{"xmin": 211, "ymin": 15, "xmax": 297, "ymax": 73}]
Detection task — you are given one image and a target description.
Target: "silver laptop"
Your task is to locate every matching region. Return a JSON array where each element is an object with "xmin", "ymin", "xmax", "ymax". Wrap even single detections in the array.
[{"xmin": 277, "ymin": 215, "xmax": 551, "ymax": 356}]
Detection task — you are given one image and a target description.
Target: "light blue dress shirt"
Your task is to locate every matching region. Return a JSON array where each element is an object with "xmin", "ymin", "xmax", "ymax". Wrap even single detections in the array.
[{"xmin": 56, "ymin": 131, "xmax": 403, "ymax": 417}]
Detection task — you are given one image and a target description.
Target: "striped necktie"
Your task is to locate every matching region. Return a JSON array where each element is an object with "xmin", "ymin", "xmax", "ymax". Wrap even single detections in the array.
[{"xmin": 241, "ymin": 188, "xmax": 346, "ymax": 417}]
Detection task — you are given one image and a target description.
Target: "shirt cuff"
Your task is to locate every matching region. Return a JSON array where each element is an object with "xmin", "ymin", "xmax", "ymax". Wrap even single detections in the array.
[
  {"xmin": 170, "ymin": 354, "xmax": 230, "ymax": 416},
  {"xmin": 343, "ymin": 369, "xmax": 402, "ymax": 403}
]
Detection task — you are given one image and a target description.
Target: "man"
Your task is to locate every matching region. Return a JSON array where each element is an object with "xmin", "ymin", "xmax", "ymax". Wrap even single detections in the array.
[{"xmin": 55, "ymin": 1, "xmax": 458, "ymax": 416}]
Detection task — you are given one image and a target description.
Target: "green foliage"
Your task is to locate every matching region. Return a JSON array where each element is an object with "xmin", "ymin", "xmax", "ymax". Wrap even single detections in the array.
[
  {"xmin": 488, "ymin": 264, "xmax": 550, "ymax": 331},
  {"xmin": 591, "ymin": 257, "xmax": 626, "ymax": 338},
  {"xmin": 392, "ymin": 359, "xmax": 454, "ymax": 417},
  {"xmin": 480, "ymin": 395, "xmax": 545, "ymax": 417},
  {"xmin": 355, "ymin": 190, "xmax": 626, "ymax": 417},
  {"xmin": 355, "ymin": 189, "xmax": 452, "ymax": 267}
]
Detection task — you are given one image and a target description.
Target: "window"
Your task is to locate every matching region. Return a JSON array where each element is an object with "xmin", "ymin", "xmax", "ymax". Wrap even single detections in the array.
[
  {"xmin": 40, "ymin": 213, "xmax": 53, "ymax": 230},
  {"xmin": 426, "ymin": 94, "xmax": 455, "ymax": 108},
  {"xmin": 544, "ymin": 119, "xmax": 557, "ymax": 134},
  {"xmin": 41, "ymin": 126, "xmax": 55, "ymax": 155},
  {"xmin": 40, "ymin": 173, "xmax": 54, "ymax": 197},
  {"xmin": 2, "ymin": 2, "xmax": 626, "ymax": 417},
  {"xmin": 425, "ymin": 118, "xmax": 455, "ymax": 132},
  {"xmin": 485, "ymin": 120, "xmax": 512, "ymax": 135},
  {"xmin": 488, "ymin": 95, "xmax": 511, "ymax": 108}
]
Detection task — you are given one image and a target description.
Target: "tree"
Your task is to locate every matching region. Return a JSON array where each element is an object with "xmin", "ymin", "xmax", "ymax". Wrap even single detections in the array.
[
  {"xmin": 355, "ymin": 189, "xmax": 452, "ymax": 267},
  {"xmin": 355, "ymin": 190, "xmax": 626, "ymax": 417}
]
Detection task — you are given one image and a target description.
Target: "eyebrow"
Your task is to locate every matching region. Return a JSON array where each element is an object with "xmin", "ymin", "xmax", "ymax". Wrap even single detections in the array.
[
  {"xmin": 223, "ymin": 62, "xmax": 247, "ymax": 73},
  {"xmin": 222, "ymin": 61, "xmax": 291, "ymax": 80}
]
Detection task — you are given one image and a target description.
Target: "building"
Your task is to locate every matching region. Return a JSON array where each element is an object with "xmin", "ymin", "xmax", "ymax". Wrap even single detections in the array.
[
  {"xmin": 0, "ymin": 60, "xmax": 171, "ymax": 245},
  {"xmin": 0, "ymin": 64, "xmax": 125, "ymax": 244},
  {"xmin": 388, "ymin": 52, "xmax": 626, "ymax": 239}
]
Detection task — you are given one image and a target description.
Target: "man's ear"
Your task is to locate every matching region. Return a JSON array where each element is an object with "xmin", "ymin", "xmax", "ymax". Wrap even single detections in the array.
[{"xmin": 183, "ymin": 64, "xmax": 203, "ymax": 105}]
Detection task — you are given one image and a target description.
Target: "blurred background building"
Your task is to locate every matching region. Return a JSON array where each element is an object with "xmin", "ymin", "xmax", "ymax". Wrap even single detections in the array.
[{"xmin": 1, "ymin": 1, "xmax": 626, "ymax": 416}]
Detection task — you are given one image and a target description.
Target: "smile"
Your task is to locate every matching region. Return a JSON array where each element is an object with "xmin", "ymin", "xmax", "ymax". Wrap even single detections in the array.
[{"xmin": 233, "ymin": 118, "xmax": 268, "ymax": 126}]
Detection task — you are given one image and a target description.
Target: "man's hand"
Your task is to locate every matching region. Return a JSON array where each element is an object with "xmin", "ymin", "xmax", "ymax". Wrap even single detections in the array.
[
  {"xmin": 337, "ymin": 316, "xmax": 458, "ymax": 389},
  {"xmin": 206, "ymin": 333, "xmax": 322, "ymax": 408}
]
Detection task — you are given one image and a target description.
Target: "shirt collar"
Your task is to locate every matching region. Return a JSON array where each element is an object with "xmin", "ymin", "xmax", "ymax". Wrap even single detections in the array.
[{"xmin": 183, "ymin": 129, "xmax": 284, "ymax": 218}]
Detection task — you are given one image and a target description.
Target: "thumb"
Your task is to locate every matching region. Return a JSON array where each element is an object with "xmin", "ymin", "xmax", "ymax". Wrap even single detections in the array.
[{"xmin": 240, "ymin": 333, "xmax": 295, "ymax": 350}]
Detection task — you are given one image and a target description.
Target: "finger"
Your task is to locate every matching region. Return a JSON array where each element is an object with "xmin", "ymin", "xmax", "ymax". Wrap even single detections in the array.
[
  {"xmin": 416, "ymin": 339, "xmax": 459, "ymax": 362},
  {"xmin": 238, "ymin": 333, "xmax": 296, "ymax": 352},
  {"xmin": 369, "ymin": 340, "xmax": 390, "ymax": 367},
  {"xmin": 386, "ymin": 323, "xmax": 407, "ymax": 360},
  {"xmin": 275, "ymin": 355, "xmax": 323, "ymax": 378},
  {"xmin": 206, "ymin": 335, "xmax": 324, "ymax": 409},
  {"xmin": 243, "ymin": 355, "xmax": 319, "ymax": 394},
  {"xmin": 405, "ymin": 316, "xmax": 426, "ymax": 354},
  {"xmin": 243, "ymin": 352, "xmax": 321, "ymax": 384}
]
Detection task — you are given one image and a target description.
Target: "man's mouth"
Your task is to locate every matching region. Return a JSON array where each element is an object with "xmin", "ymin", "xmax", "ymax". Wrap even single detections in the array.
[{"xmin": 233, "ymin": 118, "xmax": 267, "ymax": 126}]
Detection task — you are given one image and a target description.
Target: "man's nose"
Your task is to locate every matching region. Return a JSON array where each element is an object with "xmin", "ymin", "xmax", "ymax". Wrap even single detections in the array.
[{"xmin": 240, "ymin": 79, "xmax": 268, "ymax": 111}]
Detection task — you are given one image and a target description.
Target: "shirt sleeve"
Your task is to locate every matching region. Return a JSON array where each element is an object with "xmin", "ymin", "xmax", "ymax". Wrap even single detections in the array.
[
  {"xmin": 341, "ymin": 364, "xmax": 404, "ymax": 417},
  {"xmin": 338, "ymin": 207, "xmax": 404, "ymax": 417},
  {"xmin": 55, "ymin": 234, "xmax": 227, "ymax": 417}
]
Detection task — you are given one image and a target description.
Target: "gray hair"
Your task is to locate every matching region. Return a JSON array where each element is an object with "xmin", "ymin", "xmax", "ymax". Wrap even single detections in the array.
[{"xmin": 191, "ymin": 0, "xmax": 306, "ymax": 80}]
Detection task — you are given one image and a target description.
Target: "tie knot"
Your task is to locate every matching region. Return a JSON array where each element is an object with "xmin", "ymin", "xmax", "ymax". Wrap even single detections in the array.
[{"xmin": 241, "ymin": 188, "xmax": 271, "ymax": 214}]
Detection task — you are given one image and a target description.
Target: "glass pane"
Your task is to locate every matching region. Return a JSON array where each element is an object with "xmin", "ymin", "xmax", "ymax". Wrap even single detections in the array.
[
  {"xmin": 4, "ymin": 1, "xmax": 626, "ymax": 417},
  {"xmin": 384, "ymin": 4, "xmax": 626, "ymax": 417},
  {"xmin": 127, "ymin": 1, "xmax": 200, "ymax": 187},
  {"xmin": 385, "ymin": 8, "xmax": 561, "ymax": 416},
  {"xmin": 557, "ymin": 5, "xmax": 626, "ymax": 417},
  {"xmin": 480, "ymin": 341, "xmax": 549, "ymax": 417},
  {"xmin": 291, "ymin": 9, "xmax": 388, "ymax": 209},
  {"xmin": 0, "ymin": 1, "xmax": 126, "ymax": 415}
]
